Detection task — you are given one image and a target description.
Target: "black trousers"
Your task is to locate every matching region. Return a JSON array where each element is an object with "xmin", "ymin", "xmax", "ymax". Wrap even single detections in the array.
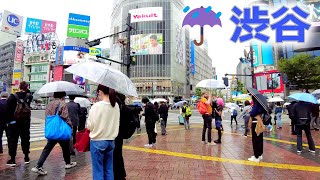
[
  {"xmin": 251, "ymin": 123, "xmax": 263, "ymax": 158},
  {"xmin": 146, "ymin": 122, "xmax": 156, "ymax": 144},
  {"xmin": 37, "ymin": 140, "xmax": 70, "ymax": 167},
  {"xmin": 78, "ymin": 118, "xmax": 86, "ymax": 131},
  {"xmin": 291, "ymin": 118, "xmax": 296, "ymax": 134},
  {"xmin": 296, "ymin": 124, "xmax": 315, "ymax": 151},
  {"xmin": 216, "ymin": 121, "xmax": 222, "ymax": 141},
  {"xmin": 231, "ymin": 115, "xmax": 238, "ymax": 125},
  {"xmin": 7, "ymin": 120, "xmax": 30, "ymax": 159},
  {"xmin": 113, "ymin": 136, "xmax": 126, "ymax": 180},
  {"xmin": 0, "ymin": 123, "xmax": 7, "ymax": 152},
  {"xmin": 72, "ymin": 126, "xmax": 78, "ymax": 145},
  {"xmin": 202, "ymin": 115, "xmax": 212, "ymax": 143}
]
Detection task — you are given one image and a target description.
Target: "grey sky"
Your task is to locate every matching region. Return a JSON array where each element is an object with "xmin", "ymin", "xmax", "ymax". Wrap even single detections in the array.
[{"xmin": 1, "ymin": 0, "xmax": 247, "ymax": 78}]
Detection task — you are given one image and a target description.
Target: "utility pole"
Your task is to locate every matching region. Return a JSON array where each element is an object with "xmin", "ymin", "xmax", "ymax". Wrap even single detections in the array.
[
  {"xmin": 250, "ymin": 43, "xmax": 254, "ymax": 88},
  {"xmin": 126, "ymin": 13, "xmax": 131, "ymax": 78}
]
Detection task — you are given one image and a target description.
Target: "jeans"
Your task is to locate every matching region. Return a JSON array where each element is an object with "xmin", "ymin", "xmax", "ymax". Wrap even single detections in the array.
[
  {"xmin": 244, "ymin": 116, "xmax": 250, "ymax": 136},
  {"xmin": 7, "ymin": 120, "xmax": 30, "ymax": 159},
  {"xmin": 296, "ymin": 124, "xmax": 315, "ymax": 151},
  {"xmin": 202, "ymin": 115, "xmax": 212, "ymax": 143},
  {"xmin": 160, "ymin": 116, "xmax": 167, "ymax": 135},
  {"xmin": 310, "ymin": 116, "xmax": 319, "ymax": 129},
  {"xmin": 231, "ymin": 115, "xmax": 237, "ymax": 125},
  {"xmin": 90, "ymin": 140, "xmax": 115, "ymax": 180},
  {"xmin": 146, "ymin": 122, "xmax": 156, "ymax": 144},
  {"xmin": 113, "ymin": 136, "xmax": 126, "ymax": 180},
  {"xmin": 276, "ymin": 113, "xmax": 282, "ymax": 128},
  {"xmin": 184, "ymin": 116, "xmax": 190, "ymax": 130},
  {"xmin": 37, "ymin": 140, "xmax": 70, "ymax": 167},
  {"xmin": 251, "ymin": 123, "xmax": 263, "ymax": 158},
  {"xmin": 216, "ymin": 120, "xmax": 222, "ymax": 141},
  {"xmin": 0, "ymin": 124, "xmax": 7, "ymax": 152}
]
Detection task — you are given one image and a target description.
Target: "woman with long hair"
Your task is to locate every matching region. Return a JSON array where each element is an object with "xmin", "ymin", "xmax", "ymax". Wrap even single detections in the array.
[{"xmin": 87, "ymin": 85, "xmax": 120, "ymax": 180}]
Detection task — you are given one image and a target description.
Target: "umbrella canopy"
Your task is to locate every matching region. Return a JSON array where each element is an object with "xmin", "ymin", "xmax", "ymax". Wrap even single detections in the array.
[
  {"xmin": 74, "ymin": 97, "xmax": 91, "ymax": 107},
  {"xmin": 65, "ymin": 61, "xmax": 138, "ymax": 97},
  {"xmin": 246, "ymin": 87, "xmax": 268, "ymax": 112},
  {"xmin": 35, "ymin": 81, "xmax": 85, "ymax": 97},
  {"xmin": 288, "ymin": 93, "xmax": 318, "ymax": 104},
  {"xmin": 151, "ymin": 98, "xmax": 167, "ymax": 104},
  {"xmin": 174, "ymin": 100, "xmax": 188, "ymax": 107},
  {"xmin": 225, "ymin": 103, "xmax": 240, "ymax": 110},
  {"xmin": 318, "ymin": 99, "xmax": 320, "ymax": 104},
  {"xmin": 268, "ymin": 97, "xmax": 284, "ymax": 103},
  {"xmin": 284, "ymin": 102, "xmax": 291, "ymax": 106},
  {"xmin": 196, "ymin": 79, "xmax": 226, "ymax": 89},
  {"xmin": 312, "ymin": 89, "xmax": 320, "ymax": 99},
  {"xmin": 216, "ymin": 97, "xmax": 224, "ymax": 107}
]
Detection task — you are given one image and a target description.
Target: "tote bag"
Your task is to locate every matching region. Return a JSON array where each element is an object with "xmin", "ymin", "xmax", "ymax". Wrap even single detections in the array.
[
  {"xmin": 74, "ymin": 128, "xmax": 90, "ymax": 152},
  {"xmin": 45, "ymin": 103, "xmax": 72, "ymax": 141}
]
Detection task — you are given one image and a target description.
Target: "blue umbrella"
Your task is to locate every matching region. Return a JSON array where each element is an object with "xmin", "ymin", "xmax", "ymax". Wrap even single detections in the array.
[{"xmin": 288, "ymin": 93, "xmax": 318, "ymax": 104}]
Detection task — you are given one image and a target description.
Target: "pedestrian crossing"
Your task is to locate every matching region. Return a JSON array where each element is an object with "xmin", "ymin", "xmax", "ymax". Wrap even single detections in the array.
[{"xmin": 2, "ymin": 124, "xmax": 45, "ymax": 145}]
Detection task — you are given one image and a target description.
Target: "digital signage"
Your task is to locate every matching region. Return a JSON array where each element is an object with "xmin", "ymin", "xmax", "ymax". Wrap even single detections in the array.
[{"xmin": 130, "ymin": 34, "xmax": 163, "ymax": 55}]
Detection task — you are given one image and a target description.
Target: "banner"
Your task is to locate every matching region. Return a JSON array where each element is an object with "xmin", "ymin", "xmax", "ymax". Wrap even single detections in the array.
[
  {"xmin": 68, "ymin": 13, "xmax": 90, "ymax": 27},
  {"xmin": 41, "ymin": 20, "xmax": 56, "ymax": 33},
  {"xmin": 53, "ymin": 66, "xmax": 64, "ymax": 81},
  {"xmin": 73, "ymin": 75, "xmax": 85, "ymax": 89},
  {"xmin": 129, "ymin": 7, "xmax": 163, "ymax": 23},
  {"xmin": 89, "ymin": 47, "xmax": 101, "ymax": 56},
  {"xmin": 67, "ymin": 24, "xmax": 89, "ymax": 38},
  {"xmin": 14, "ymin": 41, "xmax": 24, "ymax": 63},
  {"xmin": 25, "ymin": 18, "xmax": 42, "ymax": 33},
  {"xmin": 1, "ymin": 10, "xmax": 23, "ymax": 36}
]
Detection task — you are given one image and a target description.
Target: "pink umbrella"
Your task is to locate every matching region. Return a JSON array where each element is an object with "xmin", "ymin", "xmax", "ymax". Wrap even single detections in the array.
[{"xmin": 216, "ymin": 98, "xmax": 224, "ymax": 107}]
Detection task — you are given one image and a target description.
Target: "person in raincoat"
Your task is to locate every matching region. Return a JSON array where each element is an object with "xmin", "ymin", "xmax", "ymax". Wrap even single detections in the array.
[{"xmin": 182, "ymin": 102, "xmax": 192, "ymax": 130}]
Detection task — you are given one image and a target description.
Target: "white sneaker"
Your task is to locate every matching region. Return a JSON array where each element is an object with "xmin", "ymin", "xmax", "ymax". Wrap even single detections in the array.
[
  {"xmin": 297, "ymin": 150, "xmax": 302, "ymax": 154},
  {"xmin": 31, "ymin": 166, "xmax": 47, "ymax": 175},
  {"xmin": 259, "ymin": 156, "xmax": 263, "ymax": 160},
  {"xmin": 65, "ymin": 162, "xmax": 77, "ymax": 169},
  {"xmin": 207, "ymin": 142, "xmax": 216, "ymax": 146},
  {"xmin": 309, "ymin": 150, "xmax": 316, "ymax": 154},
  {"xmin": 144, "ymin": 144, "xmax": 153, "ymax": 148},
  {"xmin": 248, "ymin": 156, "xmax": 260, "ymax": 162},
  {"xmin": 202, "ymin": 141, "xmax": 207, "ymax": 144},
  {"xmin": 152, "ymin": 143, "xmax": 156, "ymax": 146}
]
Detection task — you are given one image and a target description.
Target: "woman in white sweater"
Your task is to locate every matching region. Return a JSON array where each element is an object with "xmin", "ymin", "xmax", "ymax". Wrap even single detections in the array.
[{"xmin": 87, "ymin": 84, "xmax": 120, "ymax": 180}]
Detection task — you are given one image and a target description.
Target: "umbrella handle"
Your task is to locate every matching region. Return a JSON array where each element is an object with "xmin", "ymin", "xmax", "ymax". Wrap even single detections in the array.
[{"xmin": 194, "ymin": 27, "xmax": 204, "ymax": 46}]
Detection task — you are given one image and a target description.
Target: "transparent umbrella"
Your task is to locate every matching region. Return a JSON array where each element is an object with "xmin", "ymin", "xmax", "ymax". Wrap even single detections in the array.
[
  {"xmin": 34, "ymin": 81, "xmax": 85, "ymax": 97},
  {"xmin": 74, "ymin": 97, "xmax": 92, "ymax": 107},
  {"xmin": 65, "ymin": 61, "xmax": 138, "ymax": 97},
  {"xmin": 196, "ymin": 79, "xmax": 226, "ymax": 89}
]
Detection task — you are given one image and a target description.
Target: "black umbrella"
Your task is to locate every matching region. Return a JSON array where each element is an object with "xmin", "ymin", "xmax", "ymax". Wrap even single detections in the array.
[{"xmin": 246, "ymin": 87, "xmax": 268, "ymax": 112}]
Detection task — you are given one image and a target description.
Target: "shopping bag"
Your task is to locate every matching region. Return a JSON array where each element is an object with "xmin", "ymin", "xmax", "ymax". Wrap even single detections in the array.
[
  {"xmin": 45, "ymin": 104, "xmax": 72, "ymax": 141},
  {"xmin": 178, "ymin": 115, "xmax": 184, "ymax": 125},
  {"xmin": 74, "ymin": 128, "xmax": 90, "ymax": 152}
]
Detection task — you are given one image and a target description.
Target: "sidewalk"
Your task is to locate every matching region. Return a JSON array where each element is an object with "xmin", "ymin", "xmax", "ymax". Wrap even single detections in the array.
[{"xmin": 0, "ymin": 122, "xmax": 319, "ymax": 179}]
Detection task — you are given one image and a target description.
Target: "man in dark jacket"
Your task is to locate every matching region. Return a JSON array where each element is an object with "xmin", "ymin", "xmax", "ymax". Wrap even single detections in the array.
[
  {"xmin": 6, "ymin": 81, "xmax": 33, "ymax": 166},
  {"xmin": 66, "ymin": 95, "xmax": 80, "ymax": 155},
  {"xmin": 0, "ymin": 92, "xmax": 9, "ymax": 154},
  {"xmin": 158, "ymin": 102, "xmax": 169, "ymax": 135},
  {"xmin": 293, "ymin": 101, "xmax": 316, "ymax": 154},
  {"xmin": 287, "ymin": 102, "xmax": 297, "ymax": 135},
  {"xmin": 142, "ymin": 97, "xmax": 157, "ymax": 147}
]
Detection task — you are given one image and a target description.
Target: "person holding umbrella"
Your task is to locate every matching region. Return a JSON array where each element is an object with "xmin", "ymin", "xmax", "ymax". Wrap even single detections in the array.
[
  {"xmin": 142, "ymin": 97, "xmax": 158, "ymax": 147},
  {"xmin": 247, "ymin": 88, "xmax": 267, "ymax": 162}
]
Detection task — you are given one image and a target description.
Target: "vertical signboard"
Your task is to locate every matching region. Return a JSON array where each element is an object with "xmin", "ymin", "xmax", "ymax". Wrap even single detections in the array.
[
  {"xmin": 261, "ymin": 43, "xmax": 274, "ymax": 65},
  {"xmin": 41, "ymin": 20, "xmax": 56, "ymax": 33},
  {"xmin": 25, "ymin": 18, "xmax": 42, "ymax": 33},
  {"xmin": 67, "ymin": 13, "xmax": 90, "ymax": 39},
  {"xmin": 190, "ymin": 41, "xmax": 195, "ymax": 75},
  {"xmin": 1, "ymin": 10, "xmax": 23, "ymax": 36},
  {"xmin": 53, "ymin": 66, "xmax": 64, "ymax": 81},
  {"xmin": 55, "ymin": 46, "xmax": 64, "ymax": 65},
  {"xmin": 14, "ymin": 41, "xmax": 24, "ymax": 63}
]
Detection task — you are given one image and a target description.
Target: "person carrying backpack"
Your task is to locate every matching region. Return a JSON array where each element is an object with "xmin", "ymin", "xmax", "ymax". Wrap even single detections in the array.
[
  {"xmin": 230, "ymin": 107, "xmax": 238, "ymax": 126},
  {"xmin": 6, "ymin": 81, "xmax": 33, "ymax": 167}
]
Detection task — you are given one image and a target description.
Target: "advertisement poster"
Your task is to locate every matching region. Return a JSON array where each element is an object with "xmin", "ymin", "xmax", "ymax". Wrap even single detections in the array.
[
  {"xmin": 73, "ymin": 75, "xmax": 85, "ymax": 86},
  {"xmin": 67, "ymin": 13, "xmax": 90, "ymax": 39},
  {"xmin": 130, "ymin": 34, "xmax": 163, "ymax": 55},
  {"xmin": 25, "ymin": 18, "xmax": 42, "ymax": 33},
  {"xmin": 129, "ymin": 7, "xmax": 163, "ymax": 23},
  {"xmin": 63, "ymin": 50, "xmax": 88, "ymax": 65},
  {"xmin": 254, "ymin": 70, "xmax": 284, "ymax": 94},
  {"xmin": 41, "ymin": 20, "xmax": 57, "ymax": 33},
  {"xmin": 1, "ymin": 10, "xmax": 23, "ymax": 36},
  {"xmin": 53, "ymin": 66, "xmax": 63, "ymax": 81},
  {"xmin": 14, "ymin": 41, "xmax": 24, "ymax": 63}
]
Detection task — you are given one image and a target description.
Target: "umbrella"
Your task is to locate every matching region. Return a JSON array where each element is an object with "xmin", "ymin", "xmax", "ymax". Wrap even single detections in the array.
[
  {"xmin": 35, "ymin": 81, "xmax": 85, "ymax": 97},
  {"xmin": 151, "ymin": 98, "xmax": 167, "ymax": 104},
  {"xmin": 318, "ymin": 99, "xmax": 320, "ymax": 104},
  {"xmin": 196, "ymin": 79, "xmax": 226, "ymax": 89},
  {"xmin": 182, "ymin": 6, "xmax": 222, "ymax": 46},
  {"xmin": 225, "ymin": 103, "xmax": 240, "ymax": 110},
  {"xmin": 216, "ymin": 98, "xmax": 224, "ymax": 107},
  {"xmin": 174, "ymin": 100, "xmax": 188, "ymax": 107},
  {"xmin": 74, "ymin": 97, "xmax": 91, "ymax": 107},
  {"xmin": 268, "ymin": 97, "xmax": 284, "ymax": 103},
  {"xmin": 233, "ymin": 94, "xmax": 251, "ymax": 101},
  {"xmin": 311, "ymin": 89, "xmax": 320, "ymax": 99},
  {"xmin": 284, "ymin": 102, "xmax": 291, "ymax": 106},
  {"xmin": 65, "ymin": 61, "xmax": 138, "ymax": 97},
  {"xmin": 288, "ymin": 93, "xmax": 318, "ymax": 104},
  {"xmin": 246, "ymin": 87, "xmax": 268, "ymax": 112}
]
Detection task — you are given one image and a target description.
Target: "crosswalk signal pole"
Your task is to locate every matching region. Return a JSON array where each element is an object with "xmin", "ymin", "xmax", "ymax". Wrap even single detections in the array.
[{"xmin": 126, "ymin": 13, "xmax": 131, "ymax": 78}]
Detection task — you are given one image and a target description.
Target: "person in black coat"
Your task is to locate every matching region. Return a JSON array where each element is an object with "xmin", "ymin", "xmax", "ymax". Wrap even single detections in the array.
[
  {"xmin": 142, "ymin": 97, "xmax": 157, "ymax": 147},
  {"xmin": 78, "ymin": 107, "xmax": 87, "ymax": 131},
  {"xmin": 158, "ymin": 102, "xmax": 169, "ymax": 135},
  {"xmin": 287, "ymin": 102, "xmax": 297, "ymax": 135},
  {"xmin": 0, "ymin": 92, "xmax": 9, "ymax": 154}
]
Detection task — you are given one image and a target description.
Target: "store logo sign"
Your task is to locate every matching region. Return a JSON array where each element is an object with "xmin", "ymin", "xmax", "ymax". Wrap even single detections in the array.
[{"xmin": 7, "ymin": 14, "xmax": 20, "ymax": 27}]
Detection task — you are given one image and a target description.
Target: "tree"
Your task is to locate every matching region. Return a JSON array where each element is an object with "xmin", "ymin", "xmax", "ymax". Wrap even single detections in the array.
[
  {"xmin": 278, "ymin": 54, "xmax": 320, "ymax": 90},
  {"xmin": 195, "ymin": 87, "xmax": 202, "ymax": 99}
]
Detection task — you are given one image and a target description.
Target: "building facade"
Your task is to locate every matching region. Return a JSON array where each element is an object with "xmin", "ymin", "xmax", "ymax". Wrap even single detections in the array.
[
  {"xmin": 110, "ymin": 0, "xmax": 190, "ymax": 98},
  {"xmin": 0, "ymin": 41, "xmax": 16, "ymax": 91}
]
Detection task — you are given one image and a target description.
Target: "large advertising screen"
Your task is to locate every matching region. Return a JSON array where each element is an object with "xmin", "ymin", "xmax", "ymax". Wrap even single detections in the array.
[
  {"xmin": 129, "ymin": 7, "xmax": 163, "ymax": 23},
  {"xmin": 254, "ymin": 70, "xmax": 284, "ymax": 95},
  {"xmin": 297, "ymin": 0, "xmax": 320, "ymax": 25},
  {"xmin": 130, "ymin": 34, "xmax": 163, "ymax": 55}
]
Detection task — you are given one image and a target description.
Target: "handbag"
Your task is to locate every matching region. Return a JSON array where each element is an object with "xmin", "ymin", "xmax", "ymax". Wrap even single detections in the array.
[
  {"xmin": 215, "ymin": 120, "xmax": 221, "ymax": 128},
  {"xmin": 45, "ymin": 103, "xmax": 72, "ymax": 141},
  {"xmin": 74, "ymin": 128, "xmax": 90, "ymax": 152}
]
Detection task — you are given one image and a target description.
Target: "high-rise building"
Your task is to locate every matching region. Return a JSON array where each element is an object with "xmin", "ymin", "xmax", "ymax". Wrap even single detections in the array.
[
  {"xmin": 0, "ymin": 41, "xmax": 16, "ymax": 91},
  {"xmin": 110, "ymin": 0, "xmax": 190, "ymax": 98}
]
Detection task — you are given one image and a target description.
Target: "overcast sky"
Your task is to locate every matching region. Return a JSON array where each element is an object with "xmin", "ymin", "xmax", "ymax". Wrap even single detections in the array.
[{"xmin": 1, "ymin": 0, "xmax": 248, "ymax": 78}]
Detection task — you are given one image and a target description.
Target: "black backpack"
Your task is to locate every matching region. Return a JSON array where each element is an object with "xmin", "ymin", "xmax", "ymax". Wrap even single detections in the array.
[
  {"xmin": 13, "ymin": 93, "xmax": 31, "ymax": 121},
  {"xmin": 262, "ymin": 113, "xmax": 271, "ymax": 125},
  {"xmin": 120, "ymin": 104, "xmax": 142, "ymax": 139},
  {"xmin": 182, "ymin": 106, "xmax": 186, "ymax": 113}
]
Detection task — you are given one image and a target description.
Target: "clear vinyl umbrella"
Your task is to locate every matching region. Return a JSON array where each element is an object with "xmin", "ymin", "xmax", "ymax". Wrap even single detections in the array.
[
  {"xmin": 65, "ymin": 61, "xmax": 138, "ymax": 97},
  {"xmin": 151, "ymin": 98, "xmax": 167, "ymax": 104},
  {"xmin": 34, "ymin": 81, "xmax": 85, "ymax": 97},
  {"xmin": 74, "ymin": 97, "xmax": 92, "ymax": 107},
  {"xmin": 196, "ymin": 79, "xmax": 226, "ymax": 89}
]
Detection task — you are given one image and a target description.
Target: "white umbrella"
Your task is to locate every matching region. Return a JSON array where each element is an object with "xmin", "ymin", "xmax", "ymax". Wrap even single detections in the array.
[
  {"xmin": 225, "ymin": 103, "xmax": 240, "ymax": 110},
  {"xmin": 65, "ymin": 61, "xmax": 138, "ymax": 97},
  {"xmin": 284, "ymin": 102, "xmax": 291, "ymax": 106},
  {"xmin": 196, "ymin": 79, "xmax": 226, "ymax": 89},
  {"xmin": 312, "ymin": 89, "xmax": 320, "ymax": 99},
  {"xmin": 268, "ymin": 97, "xmax": 284, "ymax": 103},
  {"xmin": 151, "ymin": 98, "xmax": 167, "ymax": 104},
  {"xmin": 35, "ymin": 81, "xmax": 85, "ymax": 97},
  {"xmin": 318, "ymin": 99, "xmax": 320, "ymax": 104},
  {"xmin": 74, "ymin": 97, "xmax": 92, "ymax": 107},
  {"xmin": 174, "ymin": 100, "xmax": 188, "ymax": 107}
]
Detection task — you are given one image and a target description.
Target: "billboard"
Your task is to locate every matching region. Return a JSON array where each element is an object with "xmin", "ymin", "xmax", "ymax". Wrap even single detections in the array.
[
  {"xmin": 73, "ymin": 75, "xmax": 85, "ymax": 89},
  {"xmin": 129, "ymin": 7, "xmax": 163, "ymax": 23},
  {"xmin": 252, "ymin": 43, "xmax": 260, "ymax": 67},
  {"xmin": 25, "ymin": 18, "xmax": 42, "ymax": 33},
  {"xmin": 190, "ymin": 41, "xmax": 195, "ymax": 74},
  {"xmin": 24, "ymin": 33, "xmax": 58, "ymax": 54},
  {"xmin": 130, "ymin": 34, "xmax": 163, "ymax": 55},
  {"xmin": 41, "ymin": 20, "xmax": 56, "ymax": 33},
  {"xmin": 261, "ymin": 43, "xmax": 274, "ymax": 65},
  {"xmin": 14, "ymin": 41, "xmax": 24, "ymax": 63},
  {"xmin": 53, "ymin": 66, "xmax": 64, "ymax": 81},
  {"xmin": 0, "ymin": 10, "xmax": 23, "ymax": 36},
  {"xmin": 67, "ymin": 13, "xmax": 90, "ymax": 39},
  {"xmin": 254, "ymin": 70, "xmax": 284, "ymax": 94},
  {"xmin": 89, "ymin": 47, "xmax": 101, "ymax": 56},
  {"xmin": 63, "ymin": 50, "xmax": 88, "ymax": 65},
  {"xmin": 297, "ymin": 0, "xmax": 320, "ymax": 26}
]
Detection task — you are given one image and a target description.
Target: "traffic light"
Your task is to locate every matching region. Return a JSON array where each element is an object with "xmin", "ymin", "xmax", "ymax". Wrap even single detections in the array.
[{"xmin": 222, "ymin": 77, "xmax": 229, "ymax": 87}]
